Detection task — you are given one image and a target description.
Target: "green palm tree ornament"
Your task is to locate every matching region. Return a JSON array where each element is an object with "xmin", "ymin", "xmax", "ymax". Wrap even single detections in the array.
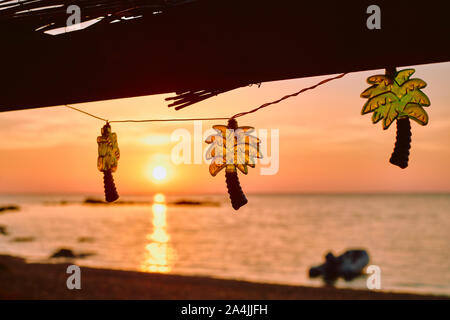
[
  {"xmin": 361, "ymin": 68, "xmax": 431, "ymax": 168},
  {"xmin": 205, "ymin": 119, "xmax": 262, "ymax": 210}
]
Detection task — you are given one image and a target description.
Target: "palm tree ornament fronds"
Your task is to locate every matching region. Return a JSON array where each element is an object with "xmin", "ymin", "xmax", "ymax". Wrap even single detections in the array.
[
  {"xmin": 205, "ymin": 118, "xmax": 262, "ymax": 210},
  {"xmin": 361, "ymin": 68, "xmax": 430, "ymax": 168}
]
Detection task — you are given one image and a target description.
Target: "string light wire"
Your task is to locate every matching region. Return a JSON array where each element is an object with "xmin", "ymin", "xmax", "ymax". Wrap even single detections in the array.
[{"xmin": 66, "ymin": 73, "xmax": 347, "ymax": 123}]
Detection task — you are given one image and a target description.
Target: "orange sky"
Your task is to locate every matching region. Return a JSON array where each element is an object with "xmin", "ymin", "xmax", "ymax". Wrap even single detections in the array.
[{"xmin": 1, "ymin": 62, "xmax": 449, "ymax": 195}]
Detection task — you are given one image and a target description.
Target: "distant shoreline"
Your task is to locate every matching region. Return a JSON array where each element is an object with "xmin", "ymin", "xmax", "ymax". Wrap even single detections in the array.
[
  {"xmin": 2, "ymin": 192, "xmax": 450, "ymax": 196},
  {"xmin": 0, "ymin": 255, "xmax": 447, "ymax": 300}
]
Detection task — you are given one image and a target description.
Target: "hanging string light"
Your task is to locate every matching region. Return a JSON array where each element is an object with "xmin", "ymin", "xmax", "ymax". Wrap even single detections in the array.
[
  {"xmin": 66, "ymin": 69, "xmax": 434, "ymax": 208},
  {"xmin": 361, "ymin": 68, "xmax": 430, "ymax": 168},
  {"xmin": 205, "ymin": 118, "xmax": 262, "ymax": 210},
  {"xmin": 97, "ymin": 123, "xmax": 120, "ymax": 202},
  {"xmin": 66, "ymin": 72, "xmax": 348, "ymax": 208}
]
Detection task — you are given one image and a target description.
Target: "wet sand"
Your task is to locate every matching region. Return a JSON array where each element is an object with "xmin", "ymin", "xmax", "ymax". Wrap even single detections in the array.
[{"xmin": 0, "ymin": 255, "xmax": 446, "ymax": 300}]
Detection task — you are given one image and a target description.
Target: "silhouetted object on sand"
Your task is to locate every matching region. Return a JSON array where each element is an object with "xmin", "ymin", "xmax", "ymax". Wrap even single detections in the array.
[
  {"xmin": 0, "ymin": 254, "xmax": 444, "ymax": 299},
  {"xmin": 0, "ymin": 205, "xmax": 20, "ymax": 214},
  {"xmin": 50, "ymin": 248, "xmax": 95, "ymax": 259},
  {"xmin": 309, "ymin": 250, "xmax": 369, "ymax": 283}
]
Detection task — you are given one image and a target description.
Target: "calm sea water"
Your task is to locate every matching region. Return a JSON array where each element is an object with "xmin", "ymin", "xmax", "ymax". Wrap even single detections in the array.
[{"xmin": 0, "ymin": 193, "xmax": 449, "ymax": 296}]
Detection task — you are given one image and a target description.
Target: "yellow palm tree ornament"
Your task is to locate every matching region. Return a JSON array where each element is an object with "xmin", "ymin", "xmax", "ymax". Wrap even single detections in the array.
[
  {"xmin": 205, "ymin": 118, "xmax": 262, "ymax": 210},
  {"xmin": 361, "ymin": 68, "xmax": 430, "ymax": 168},
  {"xmin": 97, "ymin": 123, "xmax": 120, "ymax": 202}
]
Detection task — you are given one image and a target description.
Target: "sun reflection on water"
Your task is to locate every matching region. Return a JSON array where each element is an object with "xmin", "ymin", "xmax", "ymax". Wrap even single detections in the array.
[{"xmin": 141, "ymin": 193, "xmax": 174, "ymax": 273}]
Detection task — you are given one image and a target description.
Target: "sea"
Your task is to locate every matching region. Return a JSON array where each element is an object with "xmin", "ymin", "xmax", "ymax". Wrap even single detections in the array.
[{"xmin": 0, "ymin": 193, "xmax": 449, "ymax": 296}]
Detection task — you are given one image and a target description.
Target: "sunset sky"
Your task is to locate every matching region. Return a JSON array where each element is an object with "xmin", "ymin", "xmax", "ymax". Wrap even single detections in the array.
[{"xmin": 1, "ymin": 62, "xmax": 449, "ymax": 195}]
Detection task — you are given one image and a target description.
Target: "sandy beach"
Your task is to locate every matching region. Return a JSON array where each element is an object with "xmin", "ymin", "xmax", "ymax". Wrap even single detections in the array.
[{"xmin": 0, "ymin": 255, "xmax": 446, "ymax": 300}]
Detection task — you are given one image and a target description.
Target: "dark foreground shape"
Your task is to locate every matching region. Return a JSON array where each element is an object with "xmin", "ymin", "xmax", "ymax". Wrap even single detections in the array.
[
  {"xmin": 390, "ymin": 118, "xmax": 412, "ymax": 169},
  {"xmin": 309, "ymin": 249, "xmax": 370, "ymax": 282},
  {"xmin": 0, "ymin": 254, "xmax": 446, "ymax": 299},
  {"xmin": 1, "ymin": 1, "xmax": 449, "ymax": 112}
]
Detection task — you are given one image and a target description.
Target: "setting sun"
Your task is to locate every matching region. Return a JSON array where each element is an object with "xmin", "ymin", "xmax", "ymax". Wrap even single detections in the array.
[
  {"xmin": 144, "ymin": 154, "xmax": 174, "ymax": 185},
  {"xmin": 153, "ymin": 166, "xmax": 167, "ymax": 181}
]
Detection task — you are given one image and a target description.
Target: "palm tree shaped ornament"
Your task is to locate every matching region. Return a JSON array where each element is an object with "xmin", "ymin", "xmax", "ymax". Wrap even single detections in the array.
[
  {"xmin": 97, "ymin": 123, "xmax": 120, "ymax": 202},
  {"xmin": 205, "ymin": 118, "xmax": 262, "ymax": 210},
  {"xmin": 361, "ymin": 68, "xmax": 431, "ymax": 168}
]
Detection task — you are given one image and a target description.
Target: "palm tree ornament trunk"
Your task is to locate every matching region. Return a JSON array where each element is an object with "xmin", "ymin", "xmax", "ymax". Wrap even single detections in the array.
[
  {"xmin": 205, "ymin": 118, "xmax": 262, "ymax": 210},
  {"xmin": 361, "ymin": 68, "xmax": 431, "ymax": 168},
  {"xmin": 97, "ymin": 123, "xmax": 120, "ymax": 202}
]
